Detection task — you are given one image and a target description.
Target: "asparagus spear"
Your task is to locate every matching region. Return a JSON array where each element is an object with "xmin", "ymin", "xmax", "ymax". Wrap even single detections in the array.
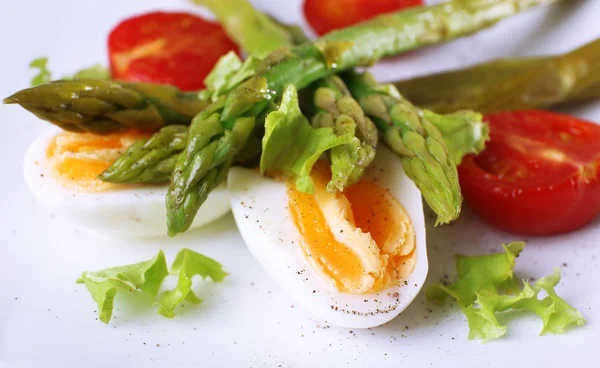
[
  {"xmin": 202, "ymin": 0, "xmax": 379, "ymax": 192},
  {"xmin": 100, "ymin": 0, "xmax": 296, "ymax": 186},
  {"xmin": 4, "ymin": 0, "xmax": 563, "ymax": 134},
  {"xmin": 167, "ymin": 0, "xmax": 560, "ymax": 234},
  {"xmin": 309, "ymin": 77, "xmax": 378, "ymax": 192},
  {"xmin": 344, "ymin": 71, "xmax": 480, "ymax": 224},
  {"xmin": 99, "ymin": 125, "xmax": 189, "ymax": 184},
  {"xmin": 102, "ymin": 0, "xmax": 486, "ymax": 188},
  {"xmin": 4, "ymin": 80, "xmax": 207, "ymax": 134},
  {"xmin": 191, "ymin": 0, "xmax": 295, "ymax": 58},
  {"xmin": 394, "ymin": 38, "xmax": 600, "ymax": 114}
]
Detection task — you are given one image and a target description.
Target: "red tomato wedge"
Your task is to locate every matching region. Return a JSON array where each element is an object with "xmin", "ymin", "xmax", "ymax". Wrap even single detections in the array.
[
  {"xmin": 303, "ymin": 0, "xmax": 423, "ymax": 36},
  {"xmin": 108, "ymin": 11, "xmax": 240, "ymax": 91},
  {"xmin": 458, "ymin": 110, "xmax": 600, "ymax": 235}
]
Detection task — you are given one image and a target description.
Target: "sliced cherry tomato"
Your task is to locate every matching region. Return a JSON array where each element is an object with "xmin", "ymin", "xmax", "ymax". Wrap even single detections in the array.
[
  {"xmin": 303, "ymin": 0, "xmax": 423, "ymax": 36},
  {"xmin": 108, "ymin": 11, "xmax": 240, "ymax": 91},
  {"xmin": 458, "ymin": 110, "xmax": 600, "ymax": 235}
]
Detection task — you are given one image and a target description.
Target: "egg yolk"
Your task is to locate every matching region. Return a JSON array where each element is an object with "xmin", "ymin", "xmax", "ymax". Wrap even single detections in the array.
[
  {"xmin": 46, "ymin": 131, "xmax": 152, "ymax": 192},
  {"xmin": 288, "ymin": 163, "xmax": 416, "ymax": 294}
]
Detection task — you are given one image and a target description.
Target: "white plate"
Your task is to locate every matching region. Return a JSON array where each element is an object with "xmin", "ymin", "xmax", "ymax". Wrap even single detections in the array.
[{"xmin": 0, "ymin": 1, "xmax": 599, "ymax": 367}]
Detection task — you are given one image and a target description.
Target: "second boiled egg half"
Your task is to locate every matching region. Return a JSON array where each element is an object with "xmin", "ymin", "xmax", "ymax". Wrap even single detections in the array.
[
  {"xmin": 229, "ymin": 145, "xmax": 427, "ymax": 328},
  {"xmin": 24, "ymin": 128, "xmax": 231, "ymax": 239}
]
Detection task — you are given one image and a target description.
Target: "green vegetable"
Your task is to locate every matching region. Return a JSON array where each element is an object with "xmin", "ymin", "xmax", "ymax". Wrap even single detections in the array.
[
  {"xmin": 202, "ymin": 52, "xmax": 263, "ymax": 101},
  {"xmin": 344, "ymin": 71, "xmax": 464, "ymax": 225},
  {"xmin": 77, "ymin": 249, "xmax": 227, "ymax": 323},
  {"xmin": 4, "ymin": 79, "xmax": 208, "ymax": 134},
  {"xmin": 421, "ymin": 110, "xmax": 489, "ymax": 165},
  {"xmin": 30, "ymin": 57, "xmax": 52, "ymax": 86},
  {"xmin": 166, "ymin": 96, "xmax": 256, "ymax": 235},
  {"xmin": 76, "ymin": 251, "xmax": 169, "ymax": 324},
  {"xmin": 68, "ymin": 64, "xmax": 110, "ymax": 80},
  {"xmin": 203, "ymin": 0, "xmax": 378, "ymax": 192},
  {"xmin": 309, "ymin": 76, "xmax": 378, "ymax": 192},
  {"xmin": 260, "ymin": 85, "xmax": 353, "ymax": 193},
  {"xmin": 99, "ymin": 125, "xmax": 189, "ymax": 184},
  {"xmin": 428, "ymin": 242, "xmax": 585, "ymax": 341},
  {"xmin": 193, "ymin": 0, "xmax": 293, "ymax": 58},
  {"xmin": 157, "ymin": 248, "xmax": 228, "ymax": 318},
  {"xmin": 168, "ymin": 0, "xmax": 560, "ymax": 234},
  {"xmin": 29, "ymin": 57, "xmax": 109, "ymax": 87},
  {"xmin": 394, "ymin": 38, "xmax": 600, "ymax": 113},
  {"xmin": 6, "ymin": 0, "xmax": 562, "ymax": 135}
]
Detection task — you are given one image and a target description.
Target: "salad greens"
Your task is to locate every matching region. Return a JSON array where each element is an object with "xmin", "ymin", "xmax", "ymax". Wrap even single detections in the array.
[
  {"xmin": 29, "ymin": 57, "xmax": 109, "ymax": 86},
  {"xmin": 77, "ymin": 249, "xmax": 227, "ymax": 323},
  {"xmin": 260, "ymin": 85, "xmax": 353, "ymax": 193},
  {"xmin": 29, "ymin": 57, "xmax": 52, "ymax": 86},
  {"xmin": 67, "ymin": 63, "xmax": 110, "ymax": 80},
  {"xmin": 165, "ymin": 0, "xmax": 562, "ymax": 235},
  {"xmin": 202, "ymin": 52, "xmax": 263, "ymax": 101},
  {"xmin": 76, "ymin": 251, "xmax": 169, "ymax": 324},
  {"xmin": 157, "ymin": 248, "xmax": 228, "ymax": 318},
  {"xmin": 428, "ymin": 243, "xmax": 585, "ymax": 341}
]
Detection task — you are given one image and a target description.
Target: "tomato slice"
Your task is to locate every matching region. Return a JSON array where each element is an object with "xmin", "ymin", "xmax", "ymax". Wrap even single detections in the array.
[
  {"xmin": 458, "ymin": 110, "xmax": 600, "ymax": 235},
  {"xmin": 303, "ymin": 0, "xmax": 423, "ymax": 36},
  {"xmin": 108, "ymin": 11, "xmax": 240, "ymax": 91}
]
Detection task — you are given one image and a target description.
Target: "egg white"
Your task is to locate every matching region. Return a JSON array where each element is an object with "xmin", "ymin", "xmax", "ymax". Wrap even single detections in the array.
[
  {"xmin": 24, "ymin": 129, "xmax": 231, "ymax": 239},
  {"xmin": 228, "ymin": 145, "xmax": 428, "ymax": 328}
]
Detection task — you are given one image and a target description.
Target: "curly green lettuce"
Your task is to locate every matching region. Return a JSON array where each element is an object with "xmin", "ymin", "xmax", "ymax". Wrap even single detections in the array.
[
  {"xmin": 77, "ymin": 249, "xmax": 227, "ymax": 323},
  {"xmin": 76, "ymin": 251, "xmax": 169, "ymax": 324},
  {"xmin": 157, "ymin": 248, "xmax": 228, "ymax": 318},
  {"xmin": 260, "ymin": 85, "xmax": 353, "ymax": 193},
  {"xmin": 201, "ymin": 51, "xmax": 262, "ymax": 100},
  {"xmin": 421, "ymin": 110, "xmax": 489, "ymax": 165},
  {"xmin": 30, "ymin": 57, "xmax": 52, "ymax": 86},
  {"xmin": 29, "ymin": 57, "xmax": 109, "ymax": 86},
  {"xmin": 68, "ymin": 64, "xmax": 110, "ymax": 80},
  {"xmin": 428, "ymin": 242, "xmax": 585, "ymax": 341}
]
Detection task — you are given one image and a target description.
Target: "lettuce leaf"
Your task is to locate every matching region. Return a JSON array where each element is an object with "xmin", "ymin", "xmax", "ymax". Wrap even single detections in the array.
[
  {"xmin": 260, "ymin": 85, "xmax": 353, "ymax": 193},
  {"xmin": 67, "ymin": 64, "xmax": 110, "ymax": 80},
  {"xmin": 77, "ymin": 249, "xmax": 227, "ymax": 323},
  {"xmin": 30, "ymin": 57, "xmax": 52, "ymax": 86},
  {"xmin": 428, "ymin": 242, "xmax": 585, "ymax": 341},
  {"xmin": 421, "ymin": 110, "xmax": 489, "ymax": 165},
  {"xmin": 202, "ymin": 51, "xmax": 262, "ymax": 100},
  {"xmin": 29, "ymin": 57, "xmax": 110, "ymax": 86},
  {"xmin": 76, "ymin": 251, "xmax": 169, "ymax": 324},
  {"xmin": 157, "ymin": 248, "xmax": 228, "ymax": 318}
]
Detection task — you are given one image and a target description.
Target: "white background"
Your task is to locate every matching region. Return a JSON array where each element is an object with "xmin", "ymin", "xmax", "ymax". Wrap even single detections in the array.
[{"xmin": 1, "ymin": 1, "xmax": 599, "ymax": 367}]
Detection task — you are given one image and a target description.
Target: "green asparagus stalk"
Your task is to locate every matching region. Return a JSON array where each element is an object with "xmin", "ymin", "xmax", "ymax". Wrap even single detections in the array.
[
  {"xmin": 167, "ymin": 0, "xmax": 559, "ymax": 234},
  {"xmin": 3, "ymin": 80, "xmax": 208, "ymax": 134},
  {"xmin": 202, "ymin": 0, "xmax": 379, "ymax": 192},
  {"xmin": 99, "ymin": 0, "xmax": 295, "ymax": 186},
  {"xmin": 191, "ymin": 0, "xmax": 295, "ymax": 58},
  {"xmin": 309, "ymin": 76, "xmax": 378, "ymax": 191},
  {"xmin": 343, "ymin": 71, "xmax": 489, "ymax": 224},
  {"xmin": 167, "ymin": 104, "xmax": 256, "ymax": 235},
  {"xmin": 99, "ymin": 125, "xmax": 188, "ymax": 184},
  {"xmin": 394, "ymin": 38, "xmax": 600, "ymax": 114},
  {"xmin": 3, "ymin": 0, "xmax": 562, "ymax": 135},
  {"xmin": 99, "ymin": 102, "xmax": 270, "ymax": 185}
]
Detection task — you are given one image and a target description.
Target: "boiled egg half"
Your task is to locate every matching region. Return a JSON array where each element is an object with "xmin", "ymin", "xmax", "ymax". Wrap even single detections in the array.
[
  {"xmin": 229, "ymin": 145, "xmax": 427, "ymax": 328},
  {"xmin": 24, "ymin": 128, "xmax": 231, "ymax": 239}
]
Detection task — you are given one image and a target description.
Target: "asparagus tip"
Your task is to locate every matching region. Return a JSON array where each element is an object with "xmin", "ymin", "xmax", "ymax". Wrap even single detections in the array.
[
  {"xmin": 3, "ymin": 89, "xmax": 36, "ymax": 105},
  {"xmin": 3, "ymin": 95, "xmax": 18, "ymax": 104}
]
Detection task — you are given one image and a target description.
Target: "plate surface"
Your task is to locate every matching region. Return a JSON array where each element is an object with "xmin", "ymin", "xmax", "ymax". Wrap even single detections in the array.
[{"xmin": 1, "ymin": 1, "xmax": 599, "ymax": 367}]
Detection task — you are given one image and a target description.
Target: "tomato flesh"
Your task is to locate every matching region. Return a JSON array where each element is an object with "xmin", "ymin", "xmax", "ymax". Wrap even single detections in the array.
[
  {"xmin": 303, "ymin": 0, "xmax": 423, "ymax": 36},
  {"xmin": 458, "ymin": 110, "xmax": 600, "ymax": 235},
  {"xmin": 108, "ymin": 11, "xmax": 240, "ymax": 91}
]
